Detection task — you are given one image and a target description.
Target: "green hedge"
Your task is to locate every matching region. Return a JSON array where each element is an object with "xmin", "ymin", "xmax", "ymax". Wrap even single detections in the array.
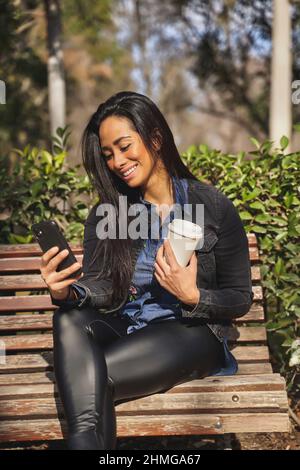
[
  {"xmin": 181, "ymin": 136, "xmax": 300, "ymax": 397},
  {"xmin": 0, "ymin": 127, "xmax": 96, "ymax": 244}
]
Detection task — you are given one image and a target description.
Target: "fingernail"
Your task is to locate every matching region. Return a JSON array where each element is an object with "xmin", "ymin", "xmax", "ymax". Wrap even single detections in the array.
[{"xmin": 63, "ymin": 249, "xmax": 68, "ymax": 254}]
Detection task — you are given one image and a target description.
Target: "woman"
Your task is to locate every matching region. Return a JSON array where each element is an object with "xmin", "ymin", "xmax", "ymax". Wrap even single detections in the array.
[{"xmin": 40, "ymin": 91, "xmax": 254, "ymax": 450}]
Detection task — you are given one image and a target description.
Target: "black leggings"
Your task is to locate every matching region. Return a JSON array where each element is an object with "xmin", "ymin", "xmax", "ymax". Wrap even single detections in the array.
[{"xmin": 52, "ymin": 306, "xmax": 225, "ymax": 450}]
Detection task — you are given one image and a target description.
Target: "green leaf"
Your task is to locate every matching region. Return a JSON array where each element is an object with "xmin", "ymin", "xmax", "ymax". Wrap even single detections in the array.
[
  {"xmin": 274, "ymin": 231, "xmax": 288, "ymax": 242},
  {"xmin": 280, "ymin": 135, "xmax": 289, "ymax": 150},
  {"xmin": 251, "ymin": 225, "xmax": 267, "ymax": 233},
  {"xmin": 280, "ymin": 274, "xmax": 299, "ymax": 282},
  {"xmin": 56, "ymin": 127, "xmax": 64, "ymax": 138},
  {"xmin": 249, "ymin": 201, "xmax": 265, "ymax": 211},
  {"xmin": 282, "ymin": 156, "xmax": 297, "ymax": 169},
  {"xmin": 250, "ymin": 137, "xmax": 260, "ymax": 149},
  {"xmin": 272, "ymin": 216, "xmax": 288, "ymax": 226},
  {"xmin": 260, "ymin": 236, "xmax": 273, "ymax": 250},
  {"xmin": 243, "ymin": 188, "xmax": 261, "ymax": 201},
  {"xmin": 31, "ymin": 180, "xmax": 44, "ymax": 198},
  {"xmin": 274, "ymin": 258, "xmax": 284, "ymax": 276},
  {"xmin": 240, "ymin": 211, "xmax": 253, "ymax": 220},
  {"xmin": 8, "ymin": 233, "xmax": 32, "ymax": 244},
  {"xmin": 41, "ymin": 150, "xmax": 53, "ymax": 166},
  {"xmin": 53, "ymin": 145, "xmax": 62, "ymax": 154},
  {"xmin": 199, "ymin": 144, "xmax": 209, "ymax": 154},
  {"xmin": 54, "ymin": 151, "xmax": 66, "ymax": 168},
  {"xmin": 293, "ymin": 307, "xmax": 300, "ymax": 318},
  {"xmin": 63, "ymin": 131, "xmax": 72, "ymax": 146},
  {"xmin": 57, "ymin": 184, "xmax": 71, "ymax": 191},
  {"xmin": 51, "ymin": 136, "xmax": 62, "ymax": 146},
  {"xmin": 283, "ymin": 193, "xmax": 294, "ymax": 208},
  {"xmin": 266, "ymin": 318, "xmax": 294, "ymax": 331},
  {"xmin": 255, "ymin": 213, "xmax": 271, "ymax": 223},
  {"xmin": 260, "ymin": 140, "xmax": 273, "ymax": 153}
]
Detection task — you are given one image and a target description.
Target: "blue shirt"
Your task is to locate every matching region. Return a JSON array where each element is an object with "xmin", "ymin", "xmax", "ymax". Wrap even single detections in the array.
[{"xmin": 119, "ymin": 176, "xmax": 188, "ymax": 334}]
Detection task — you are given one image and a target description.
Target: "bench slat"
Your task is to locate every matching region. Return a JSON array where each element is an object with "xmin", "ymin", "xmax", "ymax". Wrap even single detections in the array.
[
  {"xmin": 0, "ymin": 255, "xmax": 261, "ymax": 279},
  {"xmin": 0, "ymin": 299, "xmax": 265, "ymax": 325},
  {"xmin": 0, "ymin": 372, "xmax": 283, "ymax": 389},
  {"xmin": 0, "ymin": 244, "xmax": 83, "ymax": 258},
  {"xmin": 233, "ymin": 345, "xmax": 269, "ymax": 362},
  {"xmin": 0, "ymin": 255, "xmax": 82, "ymax": 272},
  {"xmin": 0, "ymin": 412, "xmax": 290, "ymax": 442},
  {"xmin": 0, "ymin": 356, "xmax": 273, "ymax": 376},
  {"xmin": 0, "ymin": 313, "xmax": 54, "ymax": 330},
  {"xmin": 0, "ymin": 306, "xmax": 265, "ymax": 331},
  {"xmin": 236, "ymin": 363, "xmax": 272, "ymax": 374},
  {"xmin": 0, "ymin": 274, "xmax": 264, "ymax": 298},
  {"xmin": 0, "ymin": 390, "xmax": 288, "ymax": 418},
  {"xmin": 228, "ymin": 326, "xmax": 266, "ymax": 342},
  {"xmin": 0, "ymin": 235, "xmax": 260, "ymax": 260},
  {"xmin": 0, "ymin": 235, "xmax": 260, "ymax": 256},
  {"xmin": 0, "ymin": 347, "xmax": 270, "ymax": 377},
  {"xmin": 0, "ymin": 327, "xmax": 267, "ymax": 353},
  {"xmin": 0, "ymin": 353, "xmax": 273, "ymax": 376},
  {"xmin": 117, "ymin": 413, "xmax": 291, "ymax": 434}
]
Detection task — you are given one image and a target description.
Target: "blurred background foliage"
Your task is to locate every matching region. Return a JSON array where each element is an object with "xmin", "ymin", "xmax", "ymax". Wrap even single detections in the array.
[{"xmin": 1, "ymin": 0, "xmax": 300, "ymax": 160}]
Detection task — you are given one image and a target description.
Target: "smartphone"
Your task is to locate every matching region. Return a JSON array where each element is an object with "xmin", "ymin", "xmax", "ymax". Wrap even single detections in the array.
[{"xmin": 31, "ymin": 220, "xmax": 82, "ymax": 278}]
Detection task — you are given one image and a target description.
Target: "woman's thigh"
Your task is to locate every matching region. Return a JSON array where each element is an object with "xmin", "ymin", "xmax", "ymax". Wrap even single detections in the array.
[
  {"xmin": 103, "ymin": 319, "xmax": 225, "ymax": 403},
  {"xmin": 83, "ymin": 310, "xmax": 131, "ymax": 346}
]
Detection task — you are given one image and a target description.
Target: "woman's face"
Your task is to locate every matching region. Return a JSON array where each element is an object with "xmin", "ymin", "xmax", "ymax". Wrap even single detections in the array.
[{"xmin": 99, "ymin": 115, "xmax": 162, "ymax": 189}]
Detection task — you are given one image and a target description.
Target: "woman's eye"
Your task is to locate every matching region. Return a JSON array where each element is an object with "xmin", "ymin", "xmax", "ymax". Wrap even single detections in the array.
[{"xmin": 102, "ymin": 144, "xmax": 130, "ymax": 160}]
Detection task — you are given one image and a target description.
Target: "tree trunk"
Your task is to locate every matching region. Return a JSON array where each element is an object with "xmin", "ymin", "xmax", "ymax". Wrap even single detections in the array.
[
  {"xmin": 44, "ymin": 0, "xmax": 66, "ymax": 138},
  {"xmin": 269, "ymin": 0, "xmax": 292, "ymax": 151},
  {"xmin": 134, "ymin": 0, "xmax": 152, "ymax": 97}
]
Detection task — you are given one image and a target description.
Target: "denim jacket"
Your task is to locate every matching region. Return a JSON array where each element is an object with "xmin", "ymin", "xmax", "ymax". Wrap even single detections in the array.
[{"xmin": 50, "ymin": 178, "xmax": 254, "ymax": 345}]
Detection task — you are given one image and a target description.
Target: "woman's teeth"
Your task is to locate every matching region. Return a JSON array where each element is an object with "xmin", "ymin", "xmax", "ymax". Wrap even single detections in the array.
[{"xmin": 124, "ymin": 164, "xmax": 138, "ymax": 176}]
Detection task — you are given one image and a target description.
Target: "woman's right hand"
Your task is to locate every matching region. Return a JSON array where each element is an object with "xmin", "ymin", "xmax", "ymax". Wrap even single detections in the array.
[{"xmin": 40, "ymin": 246, "xmax": 83, "ymax": 301}]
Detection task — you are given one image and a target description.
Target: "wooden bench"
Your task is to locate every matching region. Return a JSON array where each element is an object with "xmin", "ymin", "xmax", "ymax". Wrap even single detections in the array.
[{"xmin": 0, "ymin": 233, "xmax": 290, "ymax": 445}]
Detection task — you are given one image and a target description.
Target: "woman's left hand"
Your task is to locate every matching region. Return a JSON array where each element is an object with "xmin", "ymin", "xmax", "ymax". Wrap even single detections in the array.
[{"xmin": 154, "ymin": 239, "xmax": 200, "ymax": 305}]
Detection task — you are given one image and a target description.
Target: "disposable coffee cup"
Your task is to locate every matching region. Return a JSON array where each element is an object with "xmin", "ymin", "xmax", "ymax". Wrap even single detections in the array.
[{"xmin": 166, "ymin": 219, "xmax": 203, "ymax": 267}]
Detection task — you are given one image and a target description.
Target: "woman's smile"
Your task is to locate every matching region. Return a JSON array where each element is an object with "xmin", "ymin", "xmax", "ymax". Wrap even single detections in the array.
[{"xmin": 120, "ymin": 163, "xmax": 139, "ymax": 180}]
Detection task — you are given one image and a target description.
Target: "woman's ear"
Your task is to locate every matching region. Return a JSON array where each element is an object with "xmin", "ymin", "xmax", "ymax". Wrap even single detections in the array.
[{"xmin": 151, "ymin": 128, "xmax": 163, "ymax": 152}]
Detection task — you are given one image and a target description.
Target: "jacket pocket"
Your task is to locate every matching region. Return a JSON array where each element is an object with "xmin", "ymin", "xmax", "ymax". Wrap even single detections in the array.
[{"xmin": 196, "ymin": 229, "xmax": 218, "ymax": 272}]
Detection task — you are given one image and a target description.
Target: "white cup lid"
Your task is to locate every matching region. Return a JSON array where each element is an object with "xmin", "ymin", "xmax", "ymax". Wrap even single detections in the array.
[{"xmin": 168, "ymin": 219, "xmax": 202, "ymax": 239}]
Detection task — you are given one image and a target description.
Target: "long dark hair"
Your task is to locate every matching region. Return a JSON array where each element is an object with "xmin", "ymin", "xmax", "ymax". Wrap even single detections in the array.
[{"xmin": 81, "ymin": 91, "xmax": 197, "ymax": 305}]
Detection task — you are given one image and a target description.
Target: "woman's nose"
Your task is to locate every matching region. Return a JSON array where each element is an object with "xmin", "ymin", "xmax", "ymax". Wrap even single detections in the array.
[{"xmin": 113, "ymin": 152, "xmax": 127, "ymax": 171}]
